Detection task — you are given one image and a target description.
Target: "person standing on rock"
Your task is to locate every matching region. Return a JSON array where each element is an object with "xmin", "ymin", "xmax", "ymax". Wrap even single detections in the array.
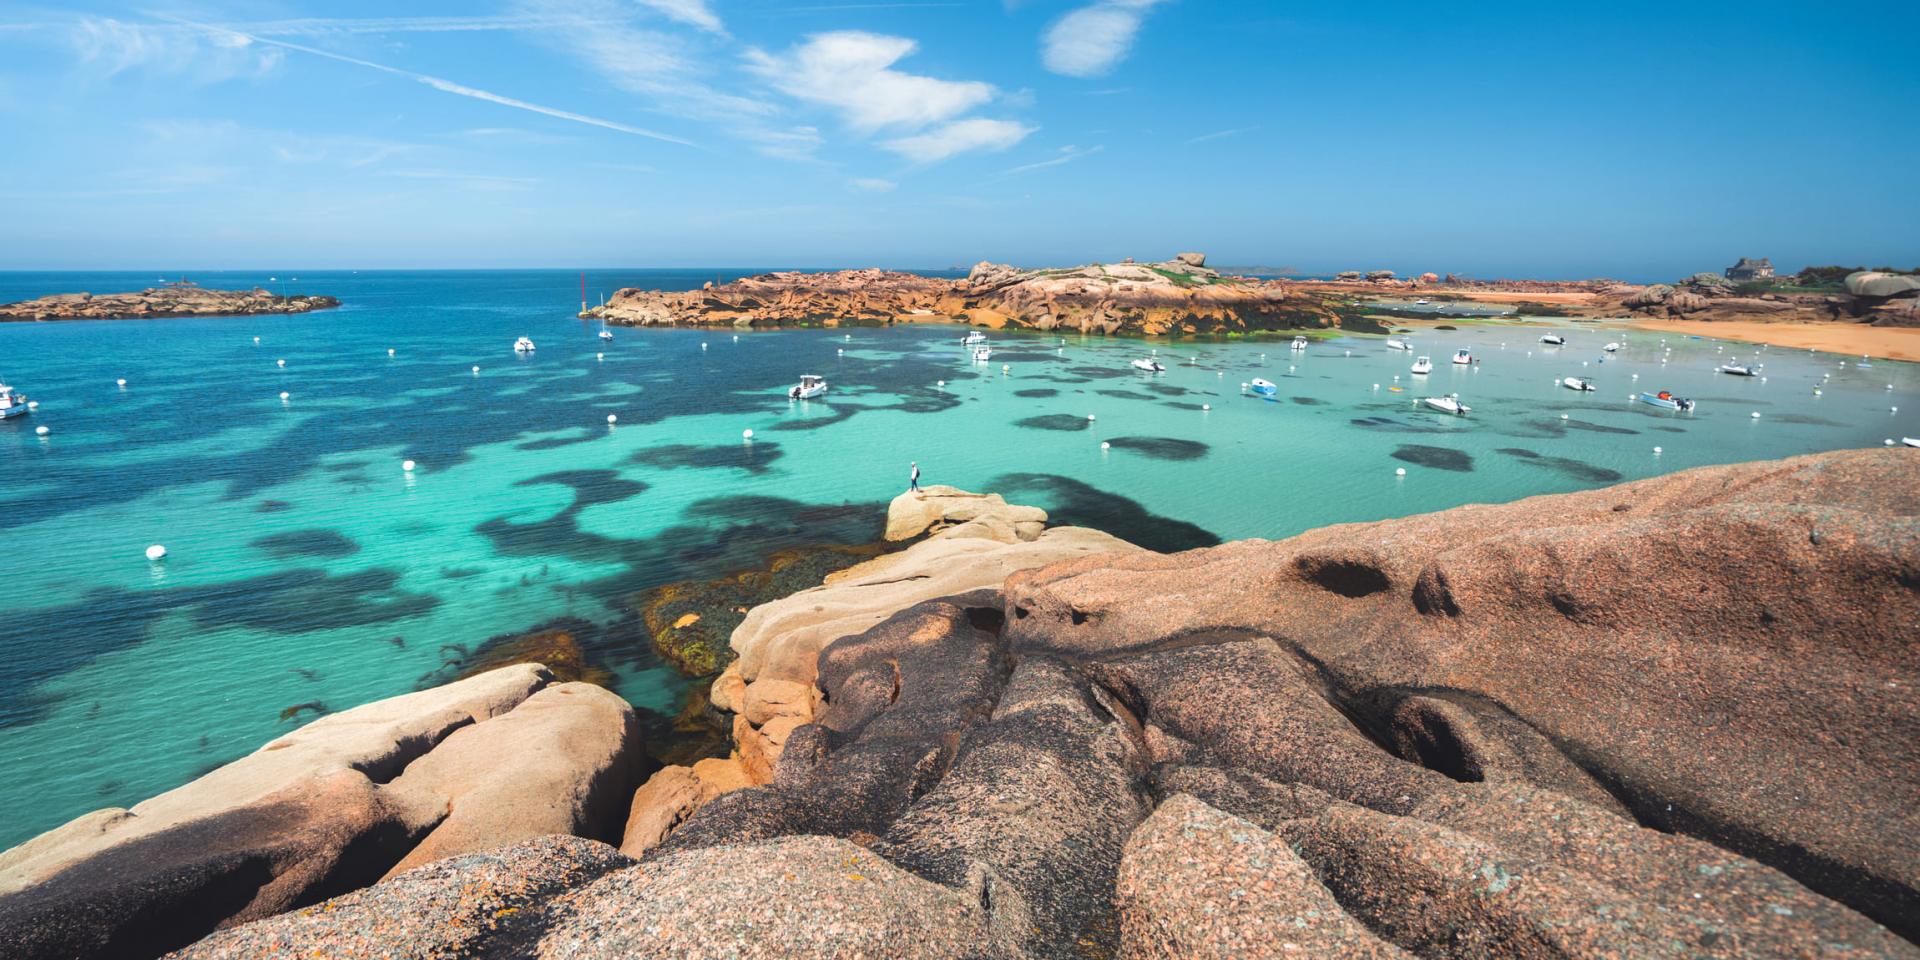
[{"xmin": 909, "ymin": 460, "xmax": 921, "ymax": 493}]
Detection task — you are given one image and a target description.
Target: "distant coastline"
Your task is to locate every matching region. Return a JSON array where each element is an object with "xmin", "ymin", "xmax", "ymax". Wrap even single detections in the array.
[{"xmin": 0, "ymin": 284, "xmax": 340, "ymax": 322}]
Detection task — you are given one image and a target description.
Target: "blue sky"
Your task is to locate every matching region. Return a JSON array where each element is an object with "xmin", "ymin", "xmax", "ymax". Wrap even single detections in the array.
[{"xmin": 0, "ymin": 1, "xmax": 1915, "ymax": 279}]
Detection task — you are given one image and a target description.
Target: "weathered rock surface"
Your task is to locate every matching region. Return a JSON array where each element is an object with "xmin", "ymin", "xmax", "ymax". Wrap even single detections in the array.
[
  {"xmin": 0, "ymin": 665, "xmax": 642, "ymax": 960},
  {"xmin": 584, "ymin": 255, "xmax": 1348, "ymax": 336},
  {"xmin": 0, "ymin": 285, "xmax": 340, "ymax": 321}
]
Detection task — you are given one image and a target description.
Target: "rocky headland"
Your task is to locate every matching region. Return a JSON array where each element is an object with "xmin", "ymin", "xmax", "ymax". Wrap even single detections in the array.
[
  {"xmin": 583, "ymin": 253, "xmax": 1354, "ymax": 336},
  {"xmin": 1, "ymin": 449, "xmax": 1916, "ymax": 959},
  {"xmin": 0, "ymin": 284, "xmax": 340, "ymax": 322}
]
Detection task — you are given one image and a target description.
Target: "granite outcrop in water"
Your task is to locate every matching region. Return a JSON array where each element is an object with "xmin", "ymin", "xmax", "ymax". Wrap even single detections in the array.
[
  {"xmin": 582, "ymin": 253, "xmax": 1348, "ymax": 335},
  {"xmin": 4, "ymin": 450, "xmax": 1916, "ymax": 959},
  {"xmin": 0, "ymin": 284, "xmax": 341, "ymax": 322},
  {"xmin": 0, "ymin": 665, "xmax": 641, "ymax": 959}
]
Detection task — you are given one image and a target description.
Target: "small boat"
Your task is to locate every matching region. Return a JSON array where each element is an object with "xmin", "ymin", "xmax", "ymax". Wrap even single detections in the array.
[
  {"xmin": 970, "ymin": 346, "xmax": 992, "ymax": 362},
  {"xmin": 1291, "ymin": 336, "xmax": 1309, "ymax": 351},
  {"xmin": 0, "ymin": 382, "xmax": 29, "ymax": 419},
  {"xmin": 1452, "ymin": 348, "xmax": 1473, "ymax": 365},
  {"xmin": 1603, "ymin": 342, "xmax": 1621, "ymax": 352},
  {"xmin": 1411, "ymin": 356, "xmax": 1433, "ymax": 375},
  {"xmin": 1249, "ymin": 378, "xmax": 1278, "ymax": 396},
  {"xmin": 1385, "ymin": 338, "xmax": 1412, "ymax": 351},
  {"xmin": 1636, "ymin": 391, "xmax": 1695, "ymax": 412},
  {"xmin": 1903, "ymin": 437, "xmax": 1919, "ymax": 448},
  {"xmin": 1539, "ymin": 334, "xmax": 1566, "ymax": 346},
  {"xmin": 1420, "ymin": 393, "xmax": 1471, "ymax": 415},
  {"xmin": 1718, "ymin": 363, "xmax": 1761, "ymax": 376},
  {"xmin": 1130, "ymin": 357, "xmax": 1165, "ymax": 372},
  {"xmin": 1561, "ymin": 377, "xmax": 1595, "ymax": 392},
  {"xmin": 513, "ymin": 336, "xmax": 536, "ymax": 353},
  {"xmin": 598, "ymin": 327, "xmax": 614, "ymax": 341},
  {"xmin": 1415, "ymin": 298, "xmax": 1431, "ymax": 305},
  {"xmin": 962, "ymin": 331, "xmax": 988, "ymax": 345},
  {"xmin": 788, "ymin": 374, "xmax": 827, "ymax": 400}
]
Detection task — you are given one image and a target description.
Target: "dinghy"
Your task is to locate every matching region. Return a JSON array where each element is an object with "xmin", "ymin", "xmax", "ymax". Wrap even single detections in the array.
[
  {"xmin": 1603, "ymin": 342, "xmax": 1621, "ymax": 352},
  {"xmin": 1636, "ymin": 391, "xmax": 1695, "ymax": 412},
  {"xmin": 0, "ymin": 382, "xmax": 29, "ymax": 419},
  {"xmin": 1249, "ymin": 378, "xmax": 1278, "ymax": 396},
  {"xmin": 1903, "ymin": 437, "xmax": 1919, "ymax": 448},
  {"xmin": 1561, "ymin": 377, "xmax": 1595, "ymax": 392},
  {"xmin": 1419, "ymin": 393, "xmax": 1471, "ymax": 415},
  {"xmin": 1539, "ymin": 334, "xmax": 1566, "ymax": 346},
  {"xmin": 1718, "ymin": 363, "xmax": 1762, "ymax": 376},
  {"xmin": 1411, "ymin": 356, "xmax": 1434, "ymax": 375},
  {"xmin": 788, "ymin": 374, "xmax": 827, "ymax": 400},
  {"xmin": 513, "ymin": 336, "xmax": 536, "ymax": 353},
  {"xmin": 1385, "ymin": 338, "xmax": 1412, "ymax": 351},
  {"xmin": 1130, "ymin": 357, "xmax": 1165, "ymax": 372},
  {"xmin": 1452, "ymin": 348, "xmax": 1473, "ymax": 365}
]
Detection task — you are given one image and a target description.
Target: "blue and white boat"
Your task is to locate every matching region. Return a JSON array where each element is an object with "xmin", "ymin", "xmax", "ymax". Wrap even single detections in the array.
[
  {"xmin": 963, "ymin": 331, "xmax": 988, "ymax": 345},
  {"xmin": 1636, "ymin": 391, "xmax": 1695, "ymax": 412},
  {"xmin": 0, "ymin": 382, "xmax": 28, "ymax": 419},
  {"xmin": 1249, "ymin": 378, "xmax": 1278, "ymax": 396}
]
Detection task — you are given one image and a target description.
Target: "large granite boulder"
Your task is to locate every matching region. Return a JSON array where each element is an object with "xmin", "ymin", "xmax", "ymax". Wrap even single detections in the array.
[
  {"xmin": 1846, "ymin": 271, "xmax": 1920, "ymax": 299},
  {"xmin": 0, "ymin": 665, "xmax": 643, "ymax": 960},
  {"xmin": 1006, "ymin": 448, "xmax": 1920, "ymax": 940}
]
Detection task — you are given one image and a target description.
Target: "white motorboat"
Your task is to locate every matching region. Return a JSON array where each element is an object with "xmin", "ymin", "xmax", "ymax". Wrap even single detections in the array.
[
  {"xmin": 1131, "ymin": 357, "xmax": 1165, "ymax": 372},
  {"xmin": 1562, "ymin": 377, "xmax": 1596, "ymax": 392},
  {"xmin": 788, "ymin": 374, "xmax": 827, "ymax": 400},
  {"xmin": 1249, "ymin": 378, "xmax": 1278, "ymax": 396},
  {"xmin": 1415, "ymin": 298, "xmax": 1431, "ymax": 305},
  {"xmin": 1452, "ymin": 348, "xmax": 1473, "ymax": 365},
  {"xmin": 970, "ymin": 346, "xmax": 993, "ymax": 362},
  {"xmin": 1420, "ymin": 393, "xmax": 1471, "ymax": 415},
  {"xmin": 962, "ymin": 331, "xmax": 988, "ymax": 345},
  {"xmin": 598, "ymin": 328, "xmax": 614, "ymax": 341},
  {"xmin": 1603, "ymin": 342, "xmax": 1621, "ymax": 352},
  {"xmin": 1903, "ymin": 437, "xmax": 1920, "ymax": 448},
  {"xmin": 1539, "ymin": 334, "xmax": 1566, "ymax": 346},
  {"xmin": 1636, "ymin": 391, "xmax": 1696, "ymax": 412},
  {"xmin": 1291, "ymin": 336, "xmax": 1309, "ymax": 351},
  {"xmin": 513, "ymin": 336, "xmax": 536, "ymax": 353},
  {"xmin": 1718, "ymin": 363, "xmax": 1762, "ymax": 376},
  {"xmin": 1411, "ymin": 356, "xmax": 1434, "ymax": 375},
  {"xmin": 1385, "ymin": 338, "xmax": 1412, "ymax": 351},
  {"xmin": 0, "ymin": 382, "xmax": 29, "ymax": 419}
]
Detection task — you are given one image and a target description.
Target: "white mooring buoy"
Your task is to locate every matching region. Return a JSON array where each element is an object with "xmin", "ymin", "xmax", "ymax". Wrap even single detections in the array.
[
  {"xmin": 1100, "ymin": 441, "xmax": 1110, "ymax": 450},
  {"xmin": 1751, "ymin": 411, "xmax": 1761, "ymax": 418},
  {"xmin": 607, "ymin": 414, "xmax": 618, "ymax": 424},
  {"xmin": 402, "ymin": 459, "xmax": 417, "ymax": 472},
  {"xmin": 472, "ymin": 366, "xmax": 481, "ymax": 374},
  {"xmin": 388, "ymin": 348, "xmax": 396, "ymax": 356},
  {"xmin": 145, "ymin": 544, "xmax": 167, "ymax": 561},
  {"xmin": 1202, "ymin": 403, "xmax": 1211, "ymax": 410},
  {"xmin": 36, "ymin": 425, "xmax": 50, "ymax": 436},
  {"xmin": 116, "ymin": 378, "xmax": 127, "ymax": 387},
  {"xmin": 1395, "ymin": 467, "xmax": 1407, "ymax": 476},
  {"xmin": 1653, "ymin": 446, "xmax": 1663, "ymax": 455},
  {"xmin": 279, "ymin": 391, "xmax": 290, "ymax": 401},
  {"xmin": 742, "ymin": 429, "xmax": 754, "ymax": 440},
  {"xmin": 1086, "ymin": 414, "xmax": 1097, "ymax": 421},
  {"xmin": 276, "ymin": 359, "xmax": 286, "ymax": 367}
]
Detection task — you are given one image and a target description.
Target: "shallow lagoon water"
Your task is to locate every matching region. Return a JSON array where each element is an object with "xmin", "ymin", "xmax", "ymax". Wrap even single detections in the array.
[{"xmin": 3, "ymin": 269, "xmax": 1916, "ymax": 848}]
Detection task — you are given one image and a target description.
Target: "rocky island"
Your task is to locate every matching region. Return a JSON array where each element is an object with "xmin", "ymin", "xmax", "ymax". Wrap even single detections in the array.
[
  {"xmin": 0, "ymin": 283, "xmax": 340, "ymax": 322},
  {"xmin": 0, "ymin": 448, "xmax": 1914, "ymax": 959},
  {"xmin": 584, "ymin": 253, "xmax": 1354, "ymax": 336}
]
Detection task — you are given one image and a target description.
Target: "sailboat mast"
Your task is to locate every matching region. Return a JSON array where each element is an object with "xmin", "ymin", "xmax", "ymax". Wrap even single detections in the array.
[{"xmin": 579, "ymin": 271, "xmax": 586, "ymax": 313}]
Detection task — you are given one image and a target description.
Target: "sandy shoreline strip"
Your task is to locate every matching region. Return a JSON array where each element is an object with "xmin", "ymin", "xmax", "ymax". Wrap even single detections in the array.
[{"xmin": 1628, "ymin": 318, "xmax": 1920, "ymax": 363}]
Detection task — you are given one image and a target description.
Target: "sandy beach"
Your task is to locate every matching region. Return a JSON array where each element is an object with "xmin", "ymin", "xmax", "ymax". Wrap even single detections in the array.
[{"xmin": 1629, "ymin": 318, "xmax": 1920, "ymax": 363}]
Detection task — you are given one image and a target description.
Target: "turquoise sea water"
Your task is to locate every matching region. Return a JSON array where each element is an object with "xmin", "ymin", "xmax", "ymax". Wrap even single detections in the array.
[{"xmin": 3, "ymin": 269, "xmax": 1916, "ymax": 849}]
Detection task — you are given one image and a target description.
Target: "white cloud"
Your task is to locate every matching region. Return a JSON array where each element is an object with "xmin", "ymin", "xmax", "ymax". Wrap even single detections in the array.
[
  {"xmin": 884, "ymin": 118, "xmax": 1034, "ymax": 163},
  {"xmin": 850, "ymin": 177, "xmax": 897, "ymax": 192},
  {"xmin": 1042, "ymin": 0, "xmax": 1166, "ymax": 78},
  {"xmin": 745, "ymin": 31, "xmax": 995, "ymax": 132},
  {"xmin": 635, "ymin": 0, "xmax": 725, "ymax": 34},
  {"xmin": 70, "ymin": 17, "xmax": 283, "ymax": 81},
  {"xmin": 1184, "ymin": 125, "xmax": 1256, "ymax": 145}
]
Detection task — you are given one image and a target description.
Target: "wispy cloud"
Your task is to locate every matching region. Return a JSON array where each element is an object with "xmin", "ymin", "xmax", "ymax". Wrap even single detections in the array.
[
  {"xmin": 850, "ymin": 177, "xmax": 898, "ymax": 192},
  {"xmin": 884, "ymin": 118, "xmax": 1034, "ymax": 163},
  {"xmin": 1000, "ymin": 143, "xmax": 1103, "ymax": 175},
  {"xmin": 1042, "ymin": 0, "xmax": 1166, "ymax": 77},
  {"xmin": 70, "ymin": 17, "xmax": 283, "ymax": 81},
  {"xmin": 746, "ymin": 31, "xmax": 995, "ymax": 132},
  {"xmin": 1184, "ymin": 125, "xmax": 1257, "ymax": 145},
  {"xmin": 152, "ymin": 14, "xmax": 696, "ymax": 146},
  {"xmin": 635, "ymin": 0, "xmax": 726, "ymax": 34}
]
